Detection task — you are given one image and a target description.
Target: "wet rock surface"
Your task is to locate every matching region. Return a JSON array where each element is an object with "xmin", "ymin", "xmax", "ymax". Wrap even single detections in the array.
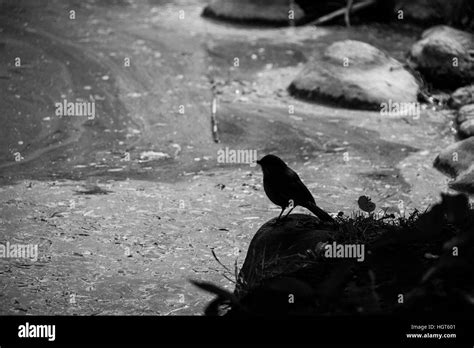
[
  {"xmin": 450, "ymin": 85, "xmax": 474, "ymax": 109},
  {"xmin": 433, "ymin": 137, "xmax": 474, "ymax": 193},
  {"xmin": 394, "ymin": 0, "xmax": 474, "ymax": 29},
  {"xmin": 288, "ymin": 40, "xmax": 421, "ymax": 110},
  {"xmin": 457, "ymin": 104, "xmax": 474, "ymax": 138},
  {"xmin": 408, "ymin": 25, "xmax": 474, "ymax": 89},
  {"xmin": 202, "ymin": 0, "xmax": 305, "ymax": 26},
  {"xmin": 450, "ymin": 168, "xmax": 474, "ymax": 193}
]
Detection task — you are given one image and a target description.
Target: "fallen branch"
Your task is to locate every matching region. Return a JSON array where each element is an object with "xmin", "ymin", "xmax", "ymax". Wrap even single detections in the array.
[
  {"xmin": 210, "ymin": 97, "xmax": 220, "ymax": 143},
  {"xmin": 163, "ymin": 305, "xmax": 189, "ymax": 316},
  {"xmin": 211, "ymin": 248, "xmax": 236, "ymax": 283},
  {"xmin": 310, "ymin": 0, "xmax": 376, "ymax": 26}
]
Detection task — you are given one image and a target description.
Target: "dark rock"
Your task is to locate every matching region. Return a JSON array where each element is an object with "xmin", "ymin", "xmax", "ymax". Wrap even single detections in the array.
[
  {"xmin": 394, "ymin": 0, "xmax": 474, "ymax": 29},
  {"xmin": 457, "ymin": 104, "xmax": 474, "ymax": 123},
  {"xmin": 408, "ymin": 26, "xmax": 474, "ymax": 89},
  {"xmin": 450, "ymin": 169, "xmax": 474, "ymax": 194},
  {"xmin": 457, "ymin": 104, "xmax": 474, "ymax": 137},
  {"xmin": 288, "ymin": 40, "xmax": 420, "ymax": 110},
  {"xmin": 434, "ymin": 137, "xmax": 474, "ymax": 177},
  {"xmin": 235, "ymin": 276, "xmax": 317, "ymax": 316},
  {"xmin": 192, "ymin": 276, "xmax": 317, "ymax": 316},
  {"xmin": 450, "ymin": 85, "xmax": 474, "ymax": 109},
  {"xmin": 202, "ymin": 0, "xmax": 305, "ymax": 26},
  {"xmin": 459, "ymin": 120, "xmax": 474, "ymax": 138},
  {"xmin": 434, "ymin": 137, "xmax": 474, "ymax": 194},
  {"xmin": 236, "ymin": 214, "xmax": 336, "ymax": 295},
  {"xmin": 395, "ymin": 0, "xmax": 444, "ymax": 24}
]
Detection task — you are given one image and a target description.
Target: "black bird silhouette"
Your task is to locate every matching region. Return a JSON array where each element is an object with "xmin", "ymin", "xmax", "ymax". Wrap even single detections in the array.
[{"xmin": 257, "ymin": 154, "xmax": 334, "ymax": 222}]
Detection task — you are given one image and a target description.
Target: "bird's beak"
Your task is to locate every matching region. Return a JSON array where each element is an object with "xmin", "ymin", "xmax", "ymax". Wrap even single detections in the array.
[{"xmin": 256, "ymin": 160, "xmax": 261, "ymax": 165}]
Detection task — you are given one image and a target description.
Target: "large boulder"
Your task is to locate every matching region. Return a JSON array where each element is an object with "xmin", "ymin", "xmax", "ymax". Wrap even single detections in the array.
[
  {"xmin": 408, "ymin": 26, "xmax": 474, "ymax": 89},
  {"xmin": 202, "ymin": 0, "xmax": 306, "ymax": 25},
  {"xmin": 288, "ymin": 40, "xmax": 420, "ymax": 110},
  {"xmin": 434, "ymin": 137, "xmax": 474, "ymax": 193},
  {"xmin": 236, "ymin": 214, "xmax": 337, "ymax": 296}
]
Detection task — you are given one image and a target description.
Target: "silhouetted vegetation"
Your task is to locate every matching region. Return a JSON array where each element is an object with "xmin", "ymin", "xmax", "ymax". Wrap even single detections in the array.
[{"xmin": 193, "ymin": 193, "xmax": 474, "ymax": 316}]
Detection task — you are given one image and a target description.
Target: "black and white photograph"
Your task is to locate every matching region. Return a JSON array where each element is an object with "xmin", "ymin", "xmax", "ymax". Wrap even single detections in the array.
[{"xmin": 0, "ymin": 0, "xmax": 473, "ymax": 345}]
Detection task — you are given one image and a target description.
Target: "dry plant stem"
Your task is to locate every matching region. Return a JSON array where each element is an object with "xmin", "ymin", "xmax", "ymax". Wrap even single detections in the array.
[
  {"xmin": 310, "ymin": 0, "xmax": 376, "ymax": 26},
  {"xmin": 211, "ymin": 249, "xmax": 236, "ymax": 283},
  {"xmin": 345, "ymin": 0, "xmax": 354, "ymax": 27},
  {"xmin": 210, "ymin": 96, "xmax": 220, "ymax": 143}
]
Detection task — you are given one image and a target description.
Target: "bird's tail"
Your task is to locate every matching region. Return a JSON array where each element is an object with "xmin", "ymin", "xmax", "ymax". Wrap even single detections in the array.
[{"xmin": 307, "ymin": 202, "xmax": 334, "ymax": 222}]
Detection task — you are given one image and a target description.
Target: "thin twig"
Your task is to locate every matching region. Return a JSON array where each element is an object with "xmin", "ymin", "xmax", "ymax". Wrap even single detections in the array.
[
  {"xmin": 211, "ymin": 248, "xmax": 237, "ymax": 283},
  {"xmin": 210, "ymin": 96, "xmax": 220, "ymax": 143},
  {"xmin": 207, "ymin": 267, "xmax": 236, "ymax": 284},
  {"xmin": 163, "ymin": 305, "xmax": 189, "ymax": 316},
  {"xmin": 310, "ymin": 0, "xmax": 376, "ymax": 26},
  {"xmin": 222, "ymin": 273, "xmax": 236, "ymax": 284},
  {"xmin": 211, "ymin": 249, "xmax": 233, "ymax": 274},
  {"xmin": 234, "ymin": 258, "xmax": 239, "ymax": 284},
  {"xmin": 344, "ymin": 0, "xmax": 354, "ymax": 27}
]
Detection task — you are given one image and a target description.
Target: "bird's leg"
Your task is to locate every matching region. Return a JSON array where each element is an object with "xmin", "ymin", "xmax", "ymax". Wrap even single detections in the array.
[
  {"xmin": 283, "ymin": 207, "xmax": 295, "ymax": 219},
  {"xmin": 273, "ymin": 207, "xmax": 287, "ymax": 225},
  {"xmin": 282, "ymin": 199, "xmax": 295, "ymax": 219},
  {"xmin": 276, "ymin": 202, "xmax": 290, "ymax": 223},
  {"xmin": 277, "ymin": 207, "xmax": 286, "ymax": 220}
]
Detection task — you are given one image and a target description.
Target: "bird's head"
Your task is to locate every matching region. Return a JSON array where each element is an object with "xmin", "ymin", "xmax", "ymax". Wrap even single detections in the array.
[{"xmin": 257, "ymin": 155, "xmax": 288, "ymax": 173}]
